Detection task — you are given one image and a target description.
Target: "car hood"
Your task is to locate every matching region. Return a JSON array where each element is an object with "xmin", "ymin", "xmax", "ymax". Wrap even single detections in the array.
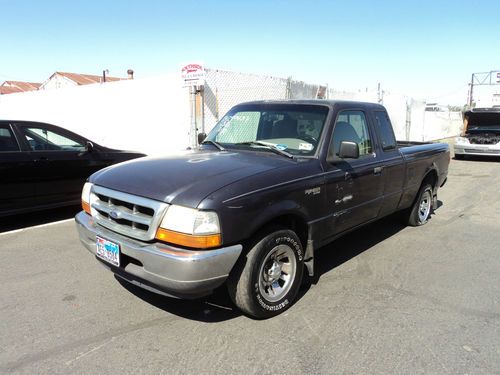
[
  {"xmin": 90, "ymin": 149, "xmax": 295, "ymax": 207},
  {"xmin": 465, "ymin": 111, "xmax": 500, "ymax": 133}
]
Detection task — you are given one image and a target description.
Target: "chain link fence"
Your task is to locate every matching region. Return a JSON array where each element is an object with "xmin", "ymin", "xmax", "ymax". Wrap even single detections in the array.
[
  {"xmin": 202, "ymin": 69, "xmax": 323, "ymax": 132},
  {"xmin": 197, "ymin": 68, "xmax": 463, "ymax": 144}
]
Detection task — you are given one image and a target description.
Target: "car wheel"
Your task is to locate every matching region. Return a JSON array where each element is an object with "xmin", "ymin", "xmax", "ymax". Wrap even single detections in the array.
[
  {"xmin": 227, "ymin": 229, "xmax": 304, "ymax": 319},
  {"xmin": 454, "ymin": 154, "xmax": 464, "ymax": 160},
  {"xmin": 408, "ymin": 183, "xmax": 433, "ymax": 226}
]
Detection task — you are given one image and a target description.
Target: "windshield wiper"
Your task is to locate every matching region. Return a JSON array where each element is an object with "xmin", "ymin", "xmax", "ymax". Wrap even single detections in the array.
[
  {"xmin": 235, "ymin": 141, "xmax": 294, "ymax": 159},
  {"xmin": 201, "ymin": 140, "xmax": 225, "ymax": 151}
]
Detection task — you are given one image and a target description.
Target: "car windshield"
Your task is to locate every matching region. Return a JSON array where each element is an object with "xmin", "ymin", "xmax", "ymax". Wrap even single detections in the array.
[{"xmin": 205, "ymin": 104, "xmax": 329, "ymax": 156}]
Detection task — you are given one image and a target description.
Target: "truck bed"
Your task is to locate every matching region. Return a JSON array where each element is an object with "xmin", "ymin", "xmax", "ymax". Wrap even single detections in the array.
[{"xmin": 397, "ymin": 140, "xmax": 431, "ymax": 147}]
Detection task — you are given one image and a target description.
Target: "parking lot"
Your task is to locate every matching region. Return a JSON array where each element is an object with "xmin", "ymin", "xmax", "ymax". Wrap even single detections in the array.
[{"xmin": 1, "ymin": 157, "xmax": 499, "ymax": 375}]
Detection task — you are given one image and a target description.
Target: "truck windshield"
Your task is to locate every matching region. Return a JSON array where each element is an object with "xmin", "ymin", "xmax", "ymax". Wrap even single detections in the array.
[{"xmin": 204, "ymin": 104, "xmax": 329, "ymax": 156}]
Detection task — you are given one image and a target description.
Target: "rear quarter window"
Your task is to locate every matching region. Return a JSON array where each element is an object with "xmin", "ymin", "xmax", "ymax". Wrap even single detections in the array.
[
  {"xmin": 374, "ymin": 111, "xmax": 397, "ymax": 151},
  {"xmin": 0, "ymin": 126, "xmax": 20, "ymax": 152}
]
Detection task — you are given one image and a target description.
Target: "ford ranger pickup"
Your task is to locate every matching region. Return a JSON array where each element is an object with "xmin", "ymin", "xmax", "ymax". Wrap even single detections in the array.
[{"xmin": 75, "ymin": 100, "xmax": 450, "ymax": 319}]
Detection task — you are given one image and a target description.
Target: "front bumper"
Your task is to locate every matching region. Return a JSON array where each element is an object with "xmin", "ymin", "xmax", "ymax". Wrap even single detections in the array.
[
  {"xmin": 454, "ymin": 143, "xmax": 500, "ymax": 157},
  {"xmin": 75, "ymin": 211, "xmax": 242, "ymax": 299}
]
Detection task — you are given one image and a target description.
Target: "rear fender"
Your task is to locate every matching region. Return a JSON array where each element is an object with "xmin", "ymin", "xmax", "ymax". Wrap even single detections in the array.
[{"xmin": 422, "ymin": 163, "xmax": 439, "ymax": 209}]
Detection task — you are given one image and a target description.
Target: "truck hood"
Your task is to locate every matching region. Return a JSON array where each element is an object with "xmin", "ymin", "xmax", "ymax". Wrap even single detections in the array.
[{"xmin": 89, "ymin": 149, "xmax": 295, "ymax": 207}]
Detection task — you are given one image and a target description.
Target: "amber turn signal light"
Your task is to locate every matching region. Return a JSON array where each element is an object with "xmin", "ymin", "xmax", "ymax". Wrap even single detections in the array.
[
  {"xmin": 155, "ymin": 228, "xmax": 221, "ymax": 249},
  {"xmin": 82, "ymin": 200, "xmax": 91, "ymax": 215}
]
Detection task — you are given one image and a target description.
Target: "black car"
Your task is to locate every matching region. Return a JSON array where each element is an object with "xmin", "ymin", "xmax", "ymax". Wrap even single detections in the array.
[{"xmin": 0, "ymin": 120, "xmax": 145, "ymax": 217}]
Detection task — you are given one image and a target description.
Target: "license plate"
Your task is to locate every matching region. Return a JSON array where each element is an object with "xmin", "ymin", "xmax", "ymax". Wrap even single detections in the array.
[{"xmin": 96, "ymin": 236, "xmax": 120, "ymax": 267}]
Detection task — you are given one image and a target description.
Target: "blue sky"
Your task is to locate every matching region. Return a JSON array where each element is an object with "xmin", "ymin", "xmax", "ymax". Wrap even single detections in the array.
[{"xmin": 1, "ymin": 0, "xmax": 499, "ymax": 104}]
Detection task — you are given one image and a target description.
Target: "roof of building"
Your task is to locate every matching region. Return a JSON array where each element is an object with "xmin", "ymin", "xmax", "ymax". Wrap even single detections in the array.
[
  {"xmin": 50, "ymin": 71, "xmax": 124, "ymax": 85},
  {"xmin": 0, "ymin": 80, "xmax": 42, "ymax": 94}
]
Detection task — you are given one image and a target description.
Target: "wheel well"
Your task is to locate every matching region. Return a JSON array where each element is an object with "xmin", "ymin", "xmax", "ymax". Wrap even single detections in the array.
[
  {"xmin": 422, "ymin": 169, "xmax": 438, "ymax": 190},
  {"xmin": 250, "ymin": 214, "xmax": 309, "ymax": 249}
]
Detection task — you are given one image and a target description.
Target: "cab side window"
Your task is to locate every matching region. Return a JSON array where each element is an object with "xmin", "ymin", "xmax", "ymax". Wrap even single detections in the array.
[
  {"xmin": 0, "ymin": 126, "xmax": 20, "ymax": 152},
  {"xmin": 21, "ymin": 127, "xmax": 85, "ymax": 151},
  {"xmin": 374, "ymin": 111, "xmax": 397, "ymax": 151},
  {"xmin": 329, "ymin": 110, "xmax": 372, "ymax": 160}
]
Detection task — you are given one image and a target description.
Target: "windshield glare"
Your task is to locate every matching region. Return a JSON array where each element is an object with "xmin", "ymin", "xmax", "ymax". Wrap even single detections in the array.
[{"xmin": 205, "ymin": 105, "xmax": 329, "ymax": 156}]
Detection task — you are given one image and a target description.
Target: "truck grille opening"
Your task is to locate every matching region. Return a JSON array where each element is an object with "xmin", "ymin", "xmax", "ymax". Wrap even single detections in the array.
[{"xmin": 90, "ymin": 185, "xmax": 168, "ymax": 241}]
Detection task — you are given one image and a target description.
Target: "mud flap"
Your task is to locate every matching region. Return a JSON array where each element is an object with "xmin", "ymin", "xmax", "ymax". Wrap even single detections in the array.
[
  {"xmin": 304, "ymin": 239, "xmax": 314, "ymax": 276},
  {"xmin": 432, "ymin": 189, "xmax": 438, "ymax": 210}
]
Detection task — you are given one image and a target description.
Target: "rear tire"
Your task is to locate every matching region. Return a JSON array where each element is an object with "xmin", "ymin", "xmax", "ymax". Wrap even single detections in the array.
[
  {"xmin": 227, "ymin": 229, "xmax": 304, "ymax": 319},
  {"xmin": 407, "ymin": 183, "xmax": 433, "ymax": 226}
]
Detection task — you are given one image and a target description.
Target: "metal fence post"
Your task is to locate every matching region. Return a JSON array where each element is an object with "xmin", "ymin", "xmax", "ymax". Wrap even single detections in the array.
[
  {"xmin": 189, "ymin": 85, "xmax": 197, "ymax": 148},
  {"xmin": 405, "ymin": 98, "xmax": 411, "ymax": 141},
  {"xmin": 286, "ymin": 76, "xmax": 292, "ymax": 99}
]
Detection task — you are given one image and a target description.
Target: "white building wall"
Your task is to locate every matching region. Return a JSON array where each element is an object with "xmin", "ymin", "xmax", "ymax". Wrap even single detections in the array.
[
  {"xmin": 40, "ymin": 75, "xmax": 77, "ymax": 90},
  {"xmin": 0, "ymin": 74, "xmax": 191, "ymax": 155}
]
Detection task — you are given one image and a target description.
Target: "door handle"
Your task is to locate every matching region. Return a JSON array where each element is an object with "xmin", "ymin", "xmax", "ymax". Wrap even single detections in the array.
[
  {"xmin": 335, "ymin": 195, "xmax": 353, "ymax": 205},
  {"xmin": 374, "ymin": 166, "xmax": 383, "ymax": 175}
]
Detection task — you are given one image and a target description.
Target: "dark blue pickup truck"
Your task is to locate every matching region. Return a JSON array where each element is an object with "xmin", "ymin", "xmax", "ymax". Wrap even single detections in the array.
[{"xmin": 76, "ymin": 100, "xmax": 449, "ymax": 319}]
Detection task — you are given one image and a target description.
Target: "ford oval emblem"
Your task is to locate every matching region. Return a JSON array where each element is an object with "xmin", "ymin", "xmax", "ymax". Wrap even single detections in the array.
[{"xmin": 109, "ymin": 210, "xmax": 120, "ymax": 219}]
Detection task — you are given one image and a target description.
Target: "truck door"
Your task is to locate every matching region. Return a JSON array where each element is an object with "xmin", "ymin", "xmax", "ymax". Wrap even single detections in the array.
[{"xmin": 323, "ymin": 109, "xmax": 385, "ymax": 236}]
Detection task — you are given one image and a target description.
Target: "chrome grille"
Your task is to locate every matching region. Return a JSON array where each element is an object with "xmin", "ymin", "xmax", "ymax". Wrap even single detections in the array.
[{"xmin": 90, "ymin": 185, "xmax": 168, "ymax": 241}]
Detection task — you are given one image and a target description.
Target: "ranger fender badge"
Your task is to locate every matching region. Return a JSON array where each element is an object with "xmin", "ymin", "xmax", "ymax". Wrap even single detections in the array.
[{"xmin": 305, "ymin": 187, "xmax": 321, "ymax": 196}]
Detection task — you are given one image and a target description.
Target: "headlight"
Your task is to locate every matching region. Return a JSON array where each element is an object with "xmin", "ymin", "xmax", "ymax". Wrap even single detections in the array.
[
  {"xmin": 81, "ymin": 182, "xmax": 93, "ymax": 215},
  {"xmin": 455, "ymin": 136, "xmax": 469, "ymax": 144},
  {"xmin": 155, "ymin": 205, "xmax": 221, "ymax": 248}
]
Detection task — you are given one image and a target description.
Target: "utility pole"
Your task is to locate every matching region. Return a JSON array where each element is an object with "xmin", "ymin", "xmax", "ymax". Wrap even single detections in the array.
[
  {"xmin": 405, "ymin": 98, "xmax": 411, "ymax": 141},
  {"xmin": 468, "ymin": 73, "xmax": 474, "ymax": 107}
]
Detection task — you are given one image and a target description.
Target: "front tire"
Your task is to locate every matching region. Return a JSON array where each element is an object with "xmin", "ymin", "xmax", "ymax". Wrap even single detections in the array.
[{"xmin": 227, "ymin": 229, "xmax": 304, "ymax": 319}]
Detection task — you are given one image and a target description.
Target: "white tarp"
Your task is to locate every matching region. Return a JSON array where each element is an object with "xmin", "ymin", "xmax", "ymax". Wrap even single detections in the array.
[
  {"xmin": 0, "ymin": 69, "xmax": 464, "ymax": 152},
  {"xmin": 0, "ymin": 74, "xmax": 191, "ymax": 155}
]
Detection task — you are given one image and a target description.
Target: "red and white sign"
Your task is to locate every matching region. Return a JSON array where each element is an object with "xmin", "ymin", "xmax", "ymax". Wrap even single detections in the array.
[{"xmin": 181, "ymin": 63, "xmax": 205, "ymax": 87}]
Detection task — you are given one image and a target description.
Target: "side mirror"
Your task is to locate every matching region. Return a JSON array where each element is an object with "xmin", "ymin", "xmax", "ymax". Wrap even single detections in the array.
[
  {"xmin": 85, "ymin": 141, "xmax": 94, "ymax": 153},
  {"xmin": 197, "ymin": 132, "xmax": 207, "ymax": 144},
  {"xmin": 338, "ymin": 141, "xmax": 359, "ymax": 159}
]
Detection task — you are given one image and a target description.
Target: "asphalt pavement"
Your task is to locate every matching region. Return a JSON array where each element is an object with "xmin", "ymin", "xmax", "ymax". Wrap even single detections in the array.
[{"xmin": 1, "ymin": 157, "xmax": 499, "ymax": 374}]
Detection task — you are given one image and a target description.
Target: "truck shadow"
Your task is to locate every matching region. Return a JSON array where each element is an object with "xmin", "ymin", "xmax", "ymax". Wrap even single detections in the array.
[
  {"xmin": 116, "ymin": 276, "xmax": 241, "ymax": 322},
  {"xmin": 117, "ymin": 212, "xmax": 408, "ymax": 322},
  {"xmin": 303, "ymin": 214, "xmax": 406, "ymax": 289}
]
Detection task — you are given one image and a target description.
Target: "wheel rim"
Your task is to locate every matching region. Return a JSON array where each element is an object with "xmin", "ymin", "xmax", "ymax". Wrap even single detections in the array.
[
  {"xmin": 418, "ymin": 190, "xmax": 432, "ymax": 223},
  {"xmin": 258, "ymin": 244, "xmax": 297, "ymax": 303}
]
